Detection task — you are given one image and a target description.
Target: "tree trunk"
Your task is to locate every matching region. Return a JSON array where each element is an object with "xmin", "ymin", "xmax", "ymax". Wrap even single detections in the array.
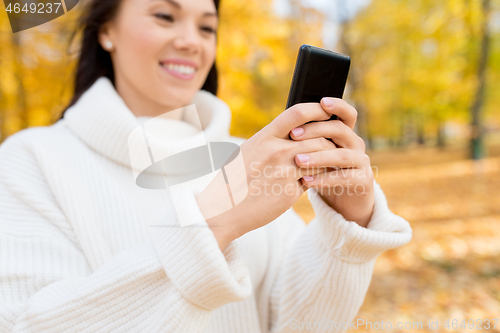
[
  {"xmin": 338, "ymin": 21, "xmax": 370, "ymax": 149},
  {"xmin": 12, "ymin": 33, "xmax": 29, "ymax": 132},
  {"xmin": 417, "ymin": 115, "xmax": 426, "ymax": 145},
  {"xmin": 470, "ymin": 0, "xmax": 491, "ymax": 160},
  {"xmin": 437, "ymin": 121, "xmax": 446, "ymax": 148}
]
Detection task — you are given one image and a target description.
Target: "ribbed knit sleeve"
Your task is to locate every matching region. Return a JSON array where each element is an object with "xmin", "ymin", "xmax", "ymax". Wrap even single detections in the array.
[
  {"xmin": 0, "ymin": 133, "xmax": 252, "ymax": 332},
  {"xmin": 267, "ymin": 180, "xmax": 412, "ymax": 333}
]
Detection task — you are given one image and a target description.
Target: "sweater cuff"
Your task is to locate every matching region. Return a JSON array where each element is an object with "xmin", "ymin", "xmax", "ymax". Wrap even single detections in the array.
[
  {"xmin": 147, "ymin": 188, "xmax": 252, "ymax": 311},
  {"xmin": 307, "ymin": 180, "xmax": 412, "ymax": 263}
]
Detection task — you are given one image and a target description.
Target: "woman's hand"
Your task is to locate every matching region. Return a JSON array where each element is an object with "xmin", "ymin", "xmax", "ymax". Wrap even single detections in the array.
[
  {"xmin": 289, "ymin": 98, "xmax": 375, "ymax": 228},
  {"xmin": 196, "ymin": 102, "xmax": 338, "ymax": 251}
]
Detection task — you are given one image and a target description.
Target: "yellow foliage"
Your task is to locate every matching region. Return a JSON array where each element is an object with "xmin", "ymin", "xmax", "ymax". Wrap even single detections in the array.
[
  {"xmin": 217, "ymin": 0, "xmax": 324, "ymax": 139},
  {"xmin": 345, "ymin": 0, "xmax": 499, "ymax": 143}
]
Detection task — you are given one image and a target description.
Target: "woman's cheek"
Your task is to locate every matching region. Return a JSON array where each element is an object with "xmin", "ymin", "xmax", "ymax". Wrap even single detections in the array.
[
  {"xmin": 121, "ymin": 19, "xmax": 161, "ymax": 56},
  {"xmin": 201, "ymin": 41, "xmax": 216, "ymax": 78}
]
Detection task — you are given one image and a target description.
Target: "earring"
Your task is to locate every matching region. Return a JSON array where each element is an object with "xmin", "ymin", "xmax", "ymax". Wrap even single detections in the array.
[{"xmin": 104, "ymin": 40, "xmax": 113, "ymax": 51}]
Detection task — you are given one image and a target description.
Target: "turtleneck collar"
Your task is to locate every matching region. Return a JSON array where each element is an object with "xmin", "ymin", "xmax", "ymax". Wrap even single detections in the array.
[{"xmin": 63, "ymin": 76, "xmax": 232, "ymax": 175}]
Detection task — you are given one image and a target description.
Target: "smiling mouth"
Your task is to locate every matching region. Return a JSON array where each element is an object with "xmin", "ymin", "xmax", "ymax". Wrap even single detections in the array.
[{"xmin": 160, "ymin": 62, "xmax": 198, "ymax": 79}]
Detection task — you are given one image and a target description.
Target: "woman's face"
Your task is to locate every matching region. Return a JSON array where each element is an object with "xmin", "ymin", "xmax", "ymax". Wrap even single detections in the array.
[{"xmin": 99, "ymin": 0, "xmax": 218, "ymax": 116}]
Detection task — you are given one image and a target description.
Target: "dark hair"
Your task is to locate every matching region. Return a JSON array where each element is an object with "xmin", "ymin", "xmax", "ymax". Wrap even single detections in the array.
[{"xmin": 59, "ymin": 0, "xmax": 220, "ymax": 119}]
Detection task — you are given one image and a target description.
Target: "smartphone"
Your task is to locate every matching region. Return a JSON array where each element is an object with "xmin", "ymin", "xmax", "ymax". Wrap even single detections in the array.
[{"xmin": 286, "ymin": 45, "xmax": 351, "ymax": 125}]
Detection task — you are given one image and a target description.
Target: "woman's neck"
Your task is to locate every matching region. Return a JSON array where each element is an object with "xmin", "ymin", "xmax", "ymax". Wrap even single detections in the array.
[{"xmin": 114, "ymin": 77, "xmax": 184, "ymax": 121}]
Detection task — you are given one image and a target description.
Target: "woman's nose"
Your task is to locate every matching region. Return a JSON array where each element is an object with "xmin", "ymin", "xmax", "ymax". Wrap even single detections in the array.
[{"xmin": 173, "ymin": 23, "xmax": 202, "ymax": 54}]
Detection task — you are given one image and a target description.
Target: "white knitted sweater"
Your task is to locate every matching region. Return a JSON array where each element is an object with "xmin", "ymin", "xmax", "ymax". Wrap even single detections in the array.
[{"xmin": 0, "ymin": 77, "xmax": 412, "ymax": 333}]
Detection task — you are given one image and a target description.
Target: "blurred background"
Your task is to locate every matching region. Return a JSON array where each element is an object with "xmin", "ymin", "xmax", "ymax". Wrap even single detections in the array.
[{"xmin": 0, "ymin": 0, "xmax": 499, "ymax": 331}]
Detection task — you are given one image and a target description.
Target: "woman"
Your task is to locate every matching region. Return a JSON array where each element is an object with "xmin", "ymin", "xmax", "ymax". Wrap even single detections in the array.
[{"xmin": 0, "ymin": 0, "xmax": 412, "ymax": 332}]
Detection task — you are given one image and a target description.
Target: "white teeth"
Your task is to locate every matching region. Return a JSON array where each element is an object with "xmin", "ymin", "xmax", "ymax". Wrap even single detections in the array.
[{"xmin": 164, "ymin": 63, "xmax": 196, "ymax": 75}]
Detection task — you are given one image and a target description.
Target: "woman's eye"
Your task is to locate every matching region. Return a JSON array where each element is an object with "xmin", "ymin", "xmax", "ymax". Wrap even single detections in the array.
[
  {"xmin": 155, "ymin": 13, "xmax": 174, "ymax": 22},
  {"xmin": 201, "ymin": 26, "xmax": 216, "ymax": 34}
]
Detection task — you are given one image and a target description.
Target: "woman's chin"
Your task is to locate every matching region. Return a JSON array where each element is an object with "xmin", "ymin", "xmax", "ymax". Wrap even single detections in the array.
[{"xmin": 159, "ymin": 88, "xmax": 198, "ymax": 110}]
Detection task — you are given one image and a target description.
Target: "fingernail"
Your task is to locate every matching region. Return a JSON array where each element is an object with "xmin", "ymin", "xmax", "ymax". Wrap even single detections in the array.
[
  {"xmin": 303, "ymin": 176, "xmax": 314, "ymax": 181},
  {"xmin": 322, "ymin": 97, "xmax": 335, "ymax": 107},
  {"xmin": 297, "ymin": 154, "xmax": 310, "ymax": 163},
  {"xmin": 291, "ymin": 127, "xmax": 304, "ymax": 137}
]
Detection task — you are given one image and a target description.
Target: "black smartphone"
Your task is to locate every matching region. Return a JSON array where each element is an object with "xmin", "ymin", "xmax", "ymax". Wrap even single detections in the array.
[{"xmin": 286, "ymin": 45, "xmax": 351, "ymax": 125}]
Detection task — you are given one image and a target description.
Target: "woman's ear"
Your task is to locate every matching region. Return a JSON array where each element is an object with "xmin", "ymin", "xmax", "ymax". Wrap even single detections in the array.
[{"xmin": 98, "ymin": 23, "xmax": 115, "ymax": 52}]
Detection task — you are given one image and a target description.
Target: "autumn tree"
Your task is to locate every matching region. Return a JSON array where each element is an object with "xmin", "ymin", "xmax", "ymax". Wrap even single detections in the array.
[{"xmin": 344, "ymin": 0, "xmax": 499, "ymax": 150}]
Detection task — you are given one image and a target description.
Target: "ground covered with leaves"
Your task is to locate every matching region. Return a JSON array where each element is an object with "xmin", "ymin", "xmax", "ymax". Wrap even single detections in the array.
[{"xmin": 292, "ymin": 144, "xmax": 500, "ymax": 332}]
